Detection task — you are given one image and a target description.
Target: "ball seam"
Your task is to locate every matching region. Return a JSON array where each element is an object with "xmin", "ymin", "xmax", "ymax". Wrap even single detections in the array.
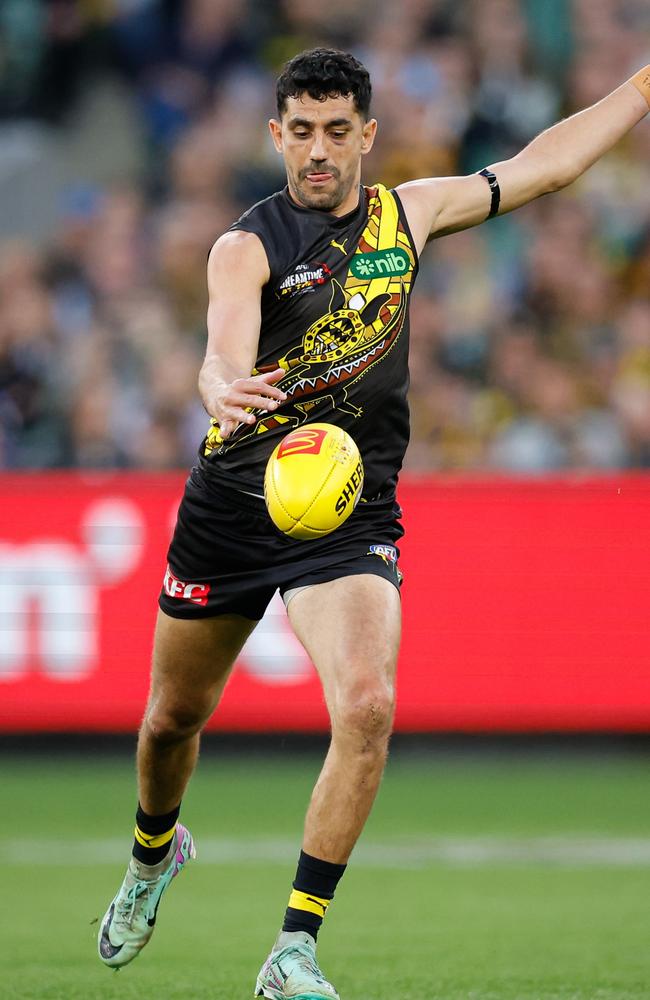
[{"xmin": 300, "ymin": 442, "xmax": 359, "ymax": 528}]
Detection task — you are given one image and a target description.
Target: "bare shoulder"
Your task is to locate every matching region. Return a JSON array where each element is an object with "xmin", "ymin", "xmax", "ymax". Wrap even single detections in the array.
[
  {"xmin": 396, "ymin": 174, "xmax": 492, "ymax": 249},
  {"xmin": 205, "ymin": 229, "xmax": 267, "ymax": 355},
  {"xmin": 207, "ymin": 230, "xmax": 270, "ymax": 289},
  {"xmin": 395, "ymin": 179, "xmax": 446, "ymax": 252}
]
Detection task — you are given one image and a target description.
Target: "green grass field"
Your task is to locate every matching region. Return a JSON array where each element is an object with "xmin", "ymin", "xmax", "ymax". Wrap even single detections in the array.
[{"xmin": 3, "ymin": 747, "xmax": 650, "ymax": 999}]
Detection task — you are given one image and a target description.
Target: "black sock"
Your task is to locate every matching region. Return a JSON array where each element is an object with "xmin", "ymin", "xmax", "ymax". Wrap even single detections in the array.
[
  {"xmin": 132, "ymin": 802, "xmax": 181, "ymax": 865},
  {"xmin": 282, "ymin": 850, "xmax": 347, "ymax": 940}
]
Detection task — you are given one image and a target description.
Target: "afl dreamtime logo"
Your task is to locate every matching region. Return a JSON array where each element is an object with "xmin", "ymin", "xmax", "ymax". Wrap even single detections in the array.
[
  {"xmin": 277, "ymin": 262, "xmax": 331, "ymax": 298},
  {"xmin": 350, "ymin": 247, "xmax": 409, "ymax": 279}
]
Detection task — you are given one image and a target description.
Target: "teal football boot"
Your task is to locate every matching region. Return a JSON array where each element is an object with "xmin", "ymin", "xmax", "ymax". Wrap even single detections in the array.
[
  {"xmin": 255, "ymin": 930, "xmax": 340, "ymax": 999},
  {"xmin": 98, "ymin": 823, "xmax": 195, "ymax": 968}
]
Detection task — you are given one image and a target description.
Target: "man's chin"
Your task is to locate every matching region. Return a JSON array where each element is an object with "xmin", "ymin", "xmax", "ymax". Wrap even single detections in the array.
[{"xmin": 295, "ymin": 181, "xmax": 345, "ymax": 212}]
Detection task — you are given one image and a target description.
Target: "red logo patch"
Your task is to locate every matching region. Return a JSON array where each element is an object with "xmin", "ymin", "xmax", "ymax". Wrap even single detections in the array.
[
  {"xmin": 277, "ymin": 428, "xmax": 328, "ymax": 459},
  {"xmin": 163, "ymin": 565, "xmax": 211, "ymax": 606}
]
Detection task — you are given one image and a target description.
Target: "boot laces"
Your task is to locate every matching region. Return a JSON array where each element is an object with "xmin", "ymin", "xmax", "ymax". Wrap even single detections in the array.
[
  {"xmin": 287, "ymin": 945, "xmax": 325, "ymax": 982},
  {"xmin": 115, "ymin": 877, "xmax": 158, "ymax": 927}
]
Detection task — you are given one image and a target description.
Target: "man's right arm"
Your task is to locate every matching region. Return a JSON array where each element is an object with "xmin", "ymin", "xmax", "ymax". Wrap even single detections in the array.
[{"xmin": 199, "ymin": 230, "xmax": 286, "ymax": 441}]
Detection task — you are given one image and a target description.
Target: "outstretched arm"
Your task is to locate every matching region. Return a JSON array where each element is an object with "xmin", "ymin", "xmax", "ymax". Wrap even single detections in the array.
[
  {"xmin": 397, "ymin": 68, "xmax": 650, "ymax": 253},
  {"xmin": 199, "ymin": 230, "xmax": 286, "ymax": 440}
]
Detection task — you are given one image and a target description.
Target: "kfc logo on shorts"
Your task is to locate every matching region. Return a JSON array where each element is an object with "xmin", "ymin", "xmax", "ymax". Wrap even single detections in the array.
[{"xmin": 163, "ymin": 565, "xmax": 211, "ymax": 606}]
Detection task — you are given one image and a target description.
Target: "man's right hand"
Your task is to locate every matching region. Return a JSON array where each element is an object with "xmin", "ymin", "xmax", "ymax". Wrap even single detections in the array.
[{"xmin": 207, "ymin": 367, "xmax": 287, "ymax": 441}]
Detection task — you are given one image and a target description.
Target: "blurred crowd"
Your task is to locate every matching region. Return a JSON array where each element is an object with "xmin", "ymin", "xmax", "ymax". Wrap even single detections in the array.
[{"xmin": 0, "ymin": 0, "xmax": 649, "ymax": 472}]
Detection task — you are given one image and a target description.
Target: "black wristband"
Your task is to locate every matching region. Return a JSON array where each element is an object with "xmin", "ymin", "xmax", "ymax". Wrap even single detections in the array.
[{"xmin": 478, "ymin": 168, "xmax": 501, "ymax": 219}]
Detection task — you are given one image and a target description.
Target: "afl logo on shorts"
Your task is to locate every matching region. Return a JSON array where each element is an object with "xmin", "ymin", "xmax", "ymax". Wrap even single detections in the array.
[{"xmin": 367, "ymin": 544, "xmax": 397, "ymax": 565}]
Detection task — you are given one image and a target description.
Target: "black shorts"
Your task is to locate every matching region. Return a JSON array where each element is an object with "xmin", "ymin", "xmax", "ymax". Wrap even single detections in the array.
[{"xmin": 159, "ymin": 467, "xmax": 404, "ymax": 621}]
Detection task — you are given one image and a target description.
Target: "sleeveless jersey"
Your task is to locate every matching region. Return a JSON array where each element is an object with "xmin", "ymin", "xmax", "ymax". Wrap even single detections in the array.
[{"xmin": 198, "ymin": 183, "xmax": 419, "ymax": 500}]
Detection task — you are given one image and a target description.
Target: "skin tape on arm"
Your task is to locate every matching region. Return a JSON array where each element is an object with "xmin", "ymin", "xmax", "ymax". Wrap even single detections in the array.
[{"xmin": 629, "ymin": 66, "xmax": 650, "ymax": 109}]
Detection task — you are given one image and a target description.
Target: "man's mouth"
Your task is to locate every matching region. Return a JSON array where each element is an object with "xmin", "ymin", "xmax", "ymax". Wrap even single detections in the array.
[{"xmin": 305, "ymin": 172, "xmax": 333, "ymax": 184}]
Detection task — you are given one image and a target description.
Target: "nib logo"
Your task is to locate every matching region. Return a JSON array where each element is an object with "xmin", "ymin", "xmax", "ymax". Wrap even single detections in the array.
[{"xmin": 350, "ymin": 248, "xmax": 410, "ymax": 279}]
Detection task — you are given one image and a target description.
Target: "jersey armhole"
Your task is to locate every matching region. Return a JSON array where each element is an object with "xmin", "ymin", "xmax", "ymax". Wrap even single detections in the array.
[
  {"xmin": 389, "ymin": 188, "xmax": 420, "ymax": 281},
  {"xmin": 228, "ymin": 223, "xmax": 275, "ymax": 286}
]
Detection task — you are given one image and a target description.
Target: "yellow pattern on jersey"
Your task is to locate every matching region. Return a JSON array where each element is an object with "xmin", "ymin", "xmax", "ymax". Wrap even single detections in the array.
[{"xmin": 204, "ymin": 185, "xmax": 416, "ymax": 456}]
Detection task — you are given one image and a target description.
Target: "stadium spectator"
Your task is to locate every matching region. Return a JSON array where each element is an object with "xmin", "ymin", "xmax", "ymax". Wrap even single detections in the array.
[{"xmin": 1, "ymin": 0, "xmax": 649, "ymax": 472}]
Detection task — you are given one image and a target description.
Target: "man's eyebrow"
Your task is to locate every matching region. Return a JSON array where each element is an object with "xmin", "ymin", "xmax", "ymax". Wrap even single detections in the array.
[{"xmin": 287, "ymin": 116, "xmax": 354, "ymax": 128}]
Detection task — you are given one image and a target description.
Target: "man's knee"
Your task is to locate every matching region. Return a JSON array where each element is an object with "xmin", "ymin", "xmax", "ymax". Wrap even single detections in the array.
[
  {"xmin": 142, "ymin": 701, "xmax": 209, "ymax": 745},
  {"xmin": 332, "ymin": 677, "xmax": 395, "ymax": 747}
]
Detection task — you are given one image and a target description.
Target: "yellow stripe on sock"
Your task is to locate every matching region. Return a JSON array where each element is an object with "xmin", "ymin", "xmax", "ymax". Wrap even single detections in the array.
[
  {"xmin": 134, "ymin": 823, "xmax": 176, "ymax": 849},
  {"xmin": 288, "ymin": 890, "xmax": 330, "ymax": 917}
]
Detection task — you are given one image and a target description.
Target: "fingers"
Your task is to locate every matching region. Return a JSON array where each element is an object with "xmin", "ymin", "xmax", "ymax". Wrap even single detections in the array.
[
  {"xmin": 245, "ymin": 368, "xmax": 287, "ymax": 401},
  {"xmin": 217, "ymin": 400, "xmax": 271, "ymax": 440},
  {"xmin": 219, "ymin": 410, "xmax": 256, "ymax": 439},
  {"xmin": 214, "ymin": 369, "xmax": 288, "ymax": 440},
  {"xmin": 259, "ymin": 367, "xmax": 288, "ymax": 388},
  {"xmin": 227, "ymin": 374, "xmax": 287, "ymax": 409},
  {"xmin": 233, "ymin": 392, "xmax": 286, "ymax": 411}
]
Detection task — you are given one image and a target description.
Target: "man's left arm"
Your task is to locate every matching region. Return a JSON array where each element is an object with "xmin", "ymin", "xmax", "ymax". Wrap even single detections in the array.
[{"xmin": 397, "ymin": 68, "xmax": 650, "ymax": 252}]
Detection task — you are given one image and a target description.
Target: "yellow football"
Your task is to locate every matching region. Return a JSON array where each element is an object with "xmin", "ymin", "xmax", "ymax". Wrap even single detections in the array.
[{"xmin": 264, "ymin": 423, "xmax": 364, "ymax": 540}]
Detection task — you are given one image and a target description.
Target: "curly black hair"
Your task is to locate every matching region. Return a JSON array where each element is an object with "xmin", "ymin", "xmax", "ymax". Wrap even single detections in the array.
[{"xmin": 276, "ymin": 48, "xmax": 372, "ymax": 120}]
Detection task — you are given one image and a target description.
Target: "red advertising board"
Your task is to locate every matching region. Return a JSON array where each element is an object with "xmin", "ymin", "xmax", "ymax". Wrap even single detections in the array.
[{"xmin": 1, "ymin": 472, "xmax": 649, "ymax": 732}]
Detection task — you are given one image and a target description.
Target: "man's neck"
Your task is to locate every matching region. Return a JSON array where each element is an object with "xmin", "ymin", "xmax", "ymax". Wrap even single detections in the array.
[{"xmin": 286, "ymin": 183, "xmax": 362, "ymax": 218}]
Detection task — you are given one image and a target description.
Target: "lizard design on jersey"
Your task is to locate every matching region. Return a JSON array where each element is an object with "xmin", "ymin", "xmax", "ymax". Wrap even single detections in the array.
[{"xmin": 204, "ymin": 185, "xmax": 416, "ymax": 456}]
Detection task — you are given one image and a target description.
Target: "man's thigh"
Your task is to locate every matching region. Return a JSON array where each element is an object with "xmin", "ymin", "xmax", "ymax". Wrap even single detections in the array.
[
  {"xmin": 148, "ymin": 609, "xmax": 257, "ymax": 723},
  {"xmin": 285, "ymin": 574, "xmax": 401, "ymax": 712}
]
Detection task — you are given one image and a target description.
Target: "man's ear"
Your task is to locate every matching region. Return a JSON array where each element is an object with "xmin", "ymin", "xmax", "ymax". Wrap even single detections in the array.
[
  {"xmin": 361, "ymin": 118, "xmax": 378, "ymax": 155},
  {"xmin": 268, "ymin": 119, "xmax": 283, "ymax": 153}
]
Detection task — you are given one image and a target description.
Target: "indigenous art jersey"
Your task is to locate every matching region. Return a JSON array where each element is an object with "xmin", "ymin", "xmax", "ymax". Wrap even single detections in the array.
[{"xmin": 199, "ymin": 184, "xmax": 419, "ymax": 500}]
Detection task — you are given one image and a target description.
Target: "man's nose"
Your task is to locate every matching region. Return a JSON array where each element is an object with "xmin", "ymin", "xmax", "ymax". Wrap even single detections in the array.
[{"xmin": 309, "ymin": 132, "xmax": 328, "ymax": 161}]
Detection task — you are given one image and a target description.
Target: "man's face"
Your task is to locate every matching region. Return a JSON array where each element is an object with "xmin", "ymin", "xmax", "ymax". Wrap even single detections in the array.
[{"xmin": 269, "ymin": 93, "xmax": 377, "ymax": 214}]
